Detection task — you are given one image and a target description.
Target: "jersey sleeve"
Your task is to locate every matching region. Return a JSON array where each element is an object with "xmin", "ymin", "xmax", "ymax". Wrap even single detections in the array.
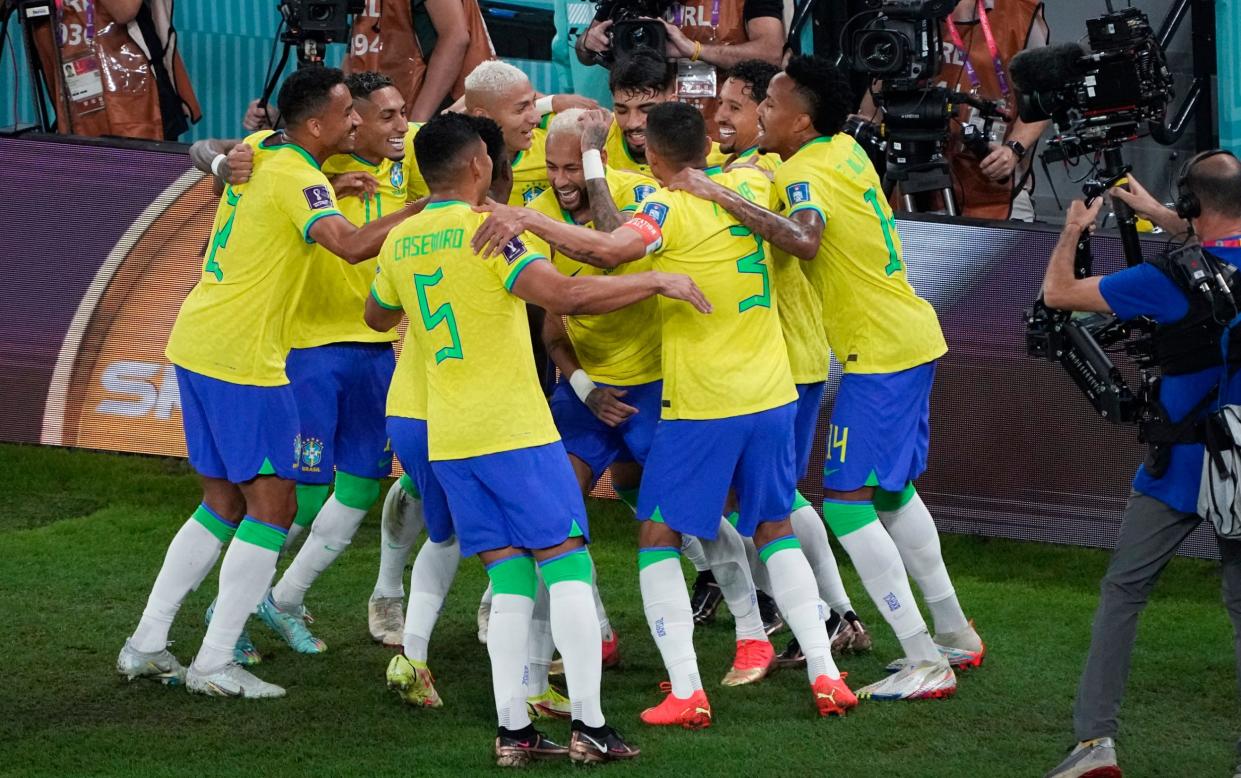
[
  {"xmin": 1098, "ymin": 264, "xmax": 1190, "ymax": 323},
  {"xmin": 370, "ymin": 246, "xmax": 402, "ymax": 311},
  {"xmin": 611, "ymin": 172, "xmax": 657, "ymax": 214},
  {"xmin": 272, "ymin": 165, "xmax": 344, "ymax": 245},
  {"xmin": 629, "ymin": 191, "xmax": 675, "ymax": 254},
  {"xmin": 490, "ymin": 234, "xmax": 548, "ymax": 293},
  {"xmin": 776, "ymin": 163, "xmax": 829, "ymax": 224}
]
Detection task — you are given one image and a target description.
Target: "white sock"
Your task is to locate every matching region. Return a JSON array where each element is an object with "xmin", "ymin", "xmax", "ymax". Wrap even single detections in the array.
[
  {"xmin": 284, "ymin": 522, "xmax": 308, "ymax": 550},
  {"xmin": 702, "ymin": 521, "xmax": 767, "ymax": 642},
  {"xmin": 270, "ymin": 496, "xmax": 367, "ymax": 609},
  {"xmin": 527, "ymin": 580, "xmax": 554, "ymax": 697},
  {"xmin": 791, "ymin": 505, "xmax": 853, "ymax": 615},
  {"xmin": 489, "ymin": 593, "xmax": 534, "ymax": 731},
  {"xmin": 743, "ymin": 536, "xmax": 773, "ymax": 593},
  {"xmin": 374, "ymin": 481, "xmax": 425, "ymax": 599},
  {"xmin": 639, "ymin": 555, "xmax": 702, "ymax": 698},
  {"xmin": 549, "ymin": 579, "xmax": 604, "ymax": 727},
  {"xmin": 402, "ymin": 536, "xmax": 460, "ymax": 662},
  {"xmin": 131, "ymin": 513, "xmax": 230, "ymax": 653},
  {"xmin": 764, "ymin": 545, "xmax": 839, "ymax": 681},
  {"xmin": 194, "ymin": 519, "xmax": 283, "ymax": 670},
  {"xmin": 681, "ymin": 535, "xmax": 710, "ymax": 573},
  {"xmin": 589, "ymin": 556, "xmax": 614, "ymax": 642},
  {"xmin": 878, "ymin": 492, "xmax": 971, "ymax": 637},
  {"xmin": 836, "ymin": 521, "xmax": 939, "ymax": 663}
]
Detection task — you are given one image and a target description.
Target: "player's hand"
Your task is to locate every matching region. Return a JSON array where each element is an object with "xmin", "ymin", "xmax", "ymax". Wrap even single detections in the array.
[
  {"xmin": 667, "ymin": 167, "xmax": 721, "ymax": 201},
  {"xmin": 224, "ymin": 143, "xmax": 254, "ymax": 185},
  {"xmin": 660, "ymin": 20, "xmax": 694, "ymax": 59},
  {"xmin": 242, "ymin": 98, "xmax": 274, "ymax": 131},
  {"xmin": 580, "ymin": 19, "xmax": 613, "ymax": 57},
  {"xmin": 585, "ymin": 386, "xmax": 638, "ymax": 427},
  {"xmin": 471, "ymin": 202, "xmax": 529, "ymax": 257},
  {"xmin": 331, "ymin": 171, "xmax": 380, "ymax": 199},
  {"xmin": 552, "ymin": 94, "xmax": 602, "ymax": 113},
  {"xmin": 1108, "ymin": 174, "xmax": 1166, "ymax": 223},
  {"xmin": 979, "ymin": 142, "xmax": 1017, "ymax": 181},
  {"xmin": 1064, "ymin": 198, "xmax": 1104, "ymax": 234},
  {"xmin": 655, "ymin": 272, "xmax": 712, "ymax": 313},
  {"xmin": 578, "ymin": 109, "xmax": 613, "ymax": 153}
]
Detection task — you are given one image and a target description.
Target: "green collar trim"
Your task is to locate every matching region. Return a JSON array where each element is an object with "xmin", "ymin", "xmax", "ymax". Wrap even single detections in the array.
[
  {"xmin": 262, "ymin": 133, "xmax": 321, "ymax": 169},
  {"xmin": 350, "ymin": 152, "xmax": 381, "ymax": 168},
  {"xmin": 704, "ymin": 165, "xmax": 724, "ymax": 177},
  {"xmin": 425, "ymin": 199, "xmax": 469, "ymax": 210},
  {"xmin": 797, "ymin": 136, "xmax": 831, "ymax": 153}
]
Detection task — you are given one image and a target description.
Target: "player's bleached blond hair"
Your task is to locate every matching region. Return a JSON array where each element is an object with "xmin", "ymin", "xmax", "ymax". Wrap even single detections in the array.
[
  {"xmin": 464, "ymin": 60, "xmax": 531, "ymax": 108},
  {"xmin": 546, "ymin": 109, "xmax": 587, "ymax": 142}
]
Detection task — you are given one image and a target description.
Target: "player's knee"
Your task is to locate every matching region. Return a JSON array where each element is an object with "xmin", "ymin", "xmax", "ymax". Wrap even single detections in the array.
[
  {"xmin": 752, "ymin": 517, "xmax": 794, "ymax": 548},
  {"xmin": 334, "ymin": 471, "xmax": 381, "ymax": 511},
  {"xmin": 485, "ymin": 553, "xmax": 538, "ymax": 600},
  {"xmin": 201, "ymin": 480, "xmax": 245, "ymax": 524},
  {"xmin": 539, "ymin": 546, "xmax": 593, "ymax": 586},
  {"xmin": 873, "ymin": 482, "xmax": 917, "ymax": 513},
  {"xmin": 638, "ymin": 518, "xmax": 680, "ymax": 549},
  {"xmin": 240, "ymin": 476, "xmax": 297, "ymax": 526},
  {"xmin": 294, "ymin": 483, "xmax": 331, "ymax": 527},
  {"xmin": 822, "ymin": 499, "xmax": 880, "ymax": 538}
]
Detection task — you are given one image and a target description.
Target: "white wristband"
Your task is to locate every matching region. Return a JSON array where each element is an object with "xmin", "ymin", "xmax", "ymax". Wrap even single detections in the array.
[
  {"xmin": 568, "ymin": 369, "xmax": 597, "ymax": 403},
  {"xmin": 535, "ymin": 95, "xmax": 555, "ymax": 115},
  {"xmin": 210, "ymin": 153, "xmax": 227, "ymax": 179},
  {"xmin": 582, "ymin": 148, "xmax": 605, "ymax": 181}
]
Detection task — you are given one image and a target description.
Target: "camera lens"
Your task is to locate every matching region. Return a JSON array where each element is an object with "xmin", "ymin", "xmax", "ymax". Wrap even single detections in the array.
[
  {"xmin": 309, "ymin": 4, "xmax": 333, "ymax": 22},
  {"xmin": 855, "ymin": 30, "xmax": 905, "ymax": 75}
]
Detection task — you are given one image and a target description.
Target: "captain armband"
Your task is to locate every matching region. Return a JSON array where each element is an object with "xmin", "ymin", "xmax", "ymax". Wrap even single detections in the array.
[{"xmin": 620, "ymin": 212, "xmax": 663, "ymax": 255}]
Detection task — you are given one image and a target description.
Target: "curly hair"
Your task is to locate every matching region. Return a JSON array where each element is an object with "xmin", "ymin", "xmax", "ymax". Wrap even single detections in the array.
[
  {"xmin": 277, "ymin": 67, "xmax": 347, "ymax": 127},
  {"xmin": 724, "ymin": 59, "xmax": 780, "ymax": 105},
  {"xmin": 609, "ymin": 49, "xmax": 674, "ymax": 96},
  {"xmin": 344, "ymin": 70, "xmax": 395, "ymax": 101},
  {"xmin": 783, "ymin": 55, "xmax": 853, "ymax": 136}
]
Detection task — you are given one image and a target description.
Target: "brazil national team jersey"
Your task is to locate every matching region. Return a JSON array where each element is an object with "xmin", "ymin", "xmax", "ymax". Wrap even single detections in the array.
[
  {"xmin": 166, "ymin": 131, "xmax": 342, "ymax": 386},
  {"xmin": 777, "ymin": 134, "xmax": 947, "ymax": 374},
  {"xmin": 371, "ymin": 200, "xmax": 560, "ymax": 459},
  {"xmin": 510, "ymin": 116, "xmax": 552, "ymax": 206},
  {"xmin": 633, "ymin": 166, "xmax": 797, "ymax": 420},
  {"xmin": 729, "ymin": 145, "xmax": 781, "ymax": 176},
  {"xmin": 525, "ymin": 168, "xmax": 661, "ymax": 386},
  {"xmin": 403, "ymin": 122, "xmax": 430, "ymax": 201},
  {"xmin": 604, "ymin": 121, "xmax": 730, "ymax": 178},
  {"xmin": 291, "ymin": 151, "xmax": 407, "ymax": 349}
]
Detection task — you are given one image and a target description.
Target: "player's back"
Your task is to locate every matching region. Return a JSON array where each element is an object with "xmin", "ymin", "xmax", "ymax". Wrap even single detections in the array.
[
  {"xmin": 166, "ymin": 131, "xmax": 341, "ymax": 386},
  {"xmin": 373, "ymin": 200, "xmax": 558, "ymax": 459},
  {"xmin": 636, "ymin": 166, "xmax": 796, "ymax": 420}
]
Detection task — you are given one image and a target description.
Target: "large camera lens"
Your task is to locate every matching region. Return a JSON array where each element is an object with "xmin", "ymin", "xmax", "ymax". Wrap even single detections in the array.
[
  {"xmin": 309, "ymin": 3, "xmax": 333, "ymax": 22},
  {"xmin": 853, "ymin": 29, "xmax": 907, "ymax": 75}
]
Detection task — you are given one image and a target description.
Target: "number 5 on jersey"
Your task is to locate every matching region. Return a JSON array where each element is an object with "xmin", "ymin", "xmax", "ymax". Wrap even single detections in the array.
[{"xmin": 414, "ymin": 268, "xmax": 464, "ymax": 363}]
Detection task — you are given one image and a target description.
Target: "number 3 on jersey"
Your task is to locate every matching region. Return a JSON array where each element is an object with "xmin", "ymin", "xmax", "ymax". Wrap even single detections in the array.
[
  {"xmin": 862, "ymin": 188, "xmax": 902, "ymax": 276},
  {"xmin": 732, "ymin": 225, "xmax": 770, "ymax": 312},
  {"xmin": 204, "ymin": 187, "xmax": 241, "ymax": 281},
  {"xmin": 414, "ymin": 268, "xmax": 464, "ymax": 363}
]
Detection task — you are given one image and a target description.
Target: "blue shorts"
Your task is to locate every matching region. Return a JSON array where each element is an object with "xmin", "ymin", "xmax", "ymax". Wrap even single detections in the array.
[
  {"xmin": 387, "ymin": 416, "xmax": 454, "ymax": 544},
  {"xmin": 823, "ymin": 361, "xmax": 935, "ymax": 493},
  {"xmin": 794, "ymin": 382, "xmax": 827, "ymax": 479},
  {"xmin": 549, "ymin": 378, "xmax": 662, "ymax": 480},
  {"xmin": 175, "ymin": 365, "xmax": 300, "ymax": 483},
  {"xmin": 637, "ymin": 402, "xmax": 798, "ymax": 539},
  {"xmin": 286, "ymin": 342, "xmax": 395, "ymax": 484},
  {"xmin": 431, "ymin": 441, "xmax": 589, "ymax": 557}
]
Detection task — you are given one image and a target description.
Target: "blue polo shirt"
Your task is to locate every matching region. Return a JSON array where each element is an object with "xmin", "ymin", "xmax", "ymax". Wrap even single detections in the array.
[{"xmin": 1098, "ymin": 244, "xmax": 1241, "ymax": 513}]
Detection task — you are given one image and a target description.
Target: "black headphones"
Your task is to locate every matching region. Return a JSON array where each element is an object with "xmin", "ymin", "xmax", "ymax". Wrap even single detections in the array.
[{"xmin": 1175, "ymin": 148, "xmax": 1240, "ymax": 220}]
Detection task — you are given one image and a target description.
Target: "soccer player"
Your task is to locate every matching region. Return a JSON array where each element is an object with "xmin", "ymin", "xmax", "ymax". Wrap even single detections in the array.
[
  {"xmin": 473, "ymin": 102, "xmax": 857, "ymax": 725},
  {"xmin": 116, "ymin": 67, "xmax": 418, "ymax": 698},
  {"xmin": 668, "ymin": 55, "xmax": 982, "ymax": 700},
  {"xmin": 365, "ymin": 111, "xmax": 707, "ymax": 763},
  {"xmin": 713, "ymin": 59, "xmax": 873, "ymax": 664}
]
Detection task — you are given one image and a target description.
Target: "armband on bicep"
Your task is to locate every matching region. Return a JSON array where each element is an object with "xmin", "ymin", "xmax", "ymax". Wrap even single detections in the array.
[{"xmin": 621, "ymin": 212, "xmax": 663, "ymax": 255}]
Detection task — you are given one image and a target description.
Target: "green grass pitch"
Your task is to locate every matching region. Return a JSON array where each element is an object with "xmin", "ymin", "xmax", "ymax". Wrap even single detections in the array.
[{"xmin": 2, "ymin": 442, "xmax": 1237, "ymax": 777}]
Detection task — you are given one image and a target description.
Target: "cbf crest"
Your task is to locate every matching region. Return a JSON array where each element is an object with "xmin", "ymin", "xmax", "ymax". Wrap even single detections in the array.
[{"xmin": 390, "ymin": 164, "xmax": 405, "ymax": 192}]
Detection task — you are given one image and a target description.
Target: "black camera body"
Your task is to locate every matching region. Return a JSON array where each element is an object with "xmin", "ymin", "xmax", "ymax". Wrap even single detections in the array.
[
  {"xmin": 280, "ymin": 0, "xmax": 363, "ymax": 50},
  {"xmin": 850, "ymin": 0, "xmax": 954, "ymax": 89},
  {"xmin": 597, "ymin": 0, "xmax": 675, "ymax": 59}
]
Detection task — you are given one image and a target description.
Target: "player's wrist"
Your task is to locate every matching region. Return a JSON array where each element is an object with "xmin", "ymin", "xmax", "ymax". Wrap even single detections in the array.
[
  {"xmin": 210, "ymin": 154, "xmax": 228, "ymax": 180},
  {"xmin": 535, "ymin": 96, "xmax": 555, "ymax": 116},
  {"xmin": 569, "ymin": 369, "xmax": 597, "ymax": 403},
  {"xmin": 582, "ymin": 149, "xmax": 606, "ymax": 181}
]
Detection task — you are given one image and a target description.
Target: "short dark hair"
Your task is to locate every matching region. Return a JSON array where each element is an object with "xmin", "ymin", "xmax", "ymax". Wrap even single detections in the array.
[
  {"xmin": 415, "ymin": 112, "xmax": 485, "ymax": 188},
  {"xmin": 344, "ymin": 70, "xmax": 395, "ymax": 101},
  {"xmin": 277, "ymin": 67, "xmax": 347, "ymax": 126},
  {"xmin": 472, "ymin": 115, "xmax": 509, "ymax": 184},
  {"xmin": 646, "ymin": 102, "xmax": 706, "ymax": 166},
  {"xmin": 783, "ymin": 55, "xmax": 852, "ymax": 136},
  {"xmin": 725, "ymin": 59, "xmax": 780, "ymax": 105},
  {"xmin": 1186, "ymin": 152, "xmax": 1241, "ymax": 219},
  {"xmin": 609, "ymin": 49, "xmax": 674, "ymax": 96}
]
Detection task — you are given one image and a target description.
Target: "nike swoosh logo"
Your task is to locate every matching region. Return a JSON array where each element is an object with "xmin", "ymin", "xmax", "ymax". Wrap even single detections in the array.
[
  {"xmin": 570, "ymin": 268, "xmax": 582, "ymax": 277},
  {"xmin": 207, "ymin": 681, "xmax": 241, "ymax": 698},
  {"xmin": 824, "ymin": 468, "xmax": 840, "ymax": 476}
]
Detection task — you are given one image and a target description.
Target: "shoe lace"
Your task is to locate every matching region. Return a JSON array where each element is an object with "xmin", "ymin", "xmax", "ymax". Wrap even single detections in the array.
[{"xmin": 734, "ymin": 639, "xmax": 770, "ymax": 668}]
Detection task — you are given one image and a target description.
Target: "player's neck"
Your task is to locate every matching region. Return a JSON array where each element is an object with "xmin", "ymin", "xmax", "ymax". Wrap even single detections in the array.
[
  {"xmin": 786, "ymin": 131, "xmax": 825, "ymax": 159},
  {"xmin": 283, "ymin": 129, "xmax": 331, "ymax": 165},
  {"xmin": 428, "ymin": 184, "xmax": 483, "ymax": 206}
]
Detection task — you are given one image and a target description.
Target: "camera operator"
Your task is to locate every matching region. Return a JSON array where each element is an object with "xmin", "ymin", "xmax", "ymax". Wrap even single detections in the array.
[
  {"xmin": 1040, "ymin": 152, "xmax": 1241, "ymax": 778},
  {"xmin": 859, "ymin": 0, "xmax": 1050, "ymax": 220}
]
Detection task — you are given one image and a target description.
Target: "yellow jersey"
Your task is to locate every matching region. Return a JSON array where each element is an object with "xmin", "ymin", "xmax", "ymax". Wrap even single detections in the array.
[
  {"xmin": 166, "ymin": 131, "xmax": 342, "ymax": 386},
  {"xmin": 510, "ymin": 115, "xmax": 552, "ymax": 206},
  {"xmin": 634, "ymin": 166, "xmax": 797, "ymax": 420},
  {"xmin": 525, "ymin": 167, "xmax": 662, "ymax": 386},
  {"xmin": 291, "ymin": 151, "xmax": 407, "ymax": 349},
  {"xmin": 604, "ymin": 121, "xmax": 730, "ymax": 177},
  {"xmin": 776, "ymin": 134, "xmax": 947, "ymax": 374},
  {"xmin": 727, "ymin": 145, "xmax": 781, "ymax": 176},
  {"xmin": 371, "ymin": 200, "xmax": 559, "ymax": 459},
  {"xmin": 403, "ymin": 122, "xmax": 430, "ymax": 201}
]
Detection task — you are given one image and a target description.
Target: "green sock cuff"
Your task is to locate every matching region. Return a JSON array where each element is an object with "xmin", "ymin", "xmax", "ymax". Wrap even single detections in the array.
[
  {"xmin": 486, "ymin": 554, "xmax": 537, "ymax": 599},
  {"xmin": 192, "ymin": 504, "xmax": 238, "ymax": 543},
  {"xmin": 334, "ymin": 471, "xmax": 381, "ymax": 511},
  {"xmin": 539, "ymin": 548, "xmax": 593, "ymax": 585},
  {"xmin": 235, "ymin": 516, "xmax": 287, "ymax": 552},
  {"xmin": 637, "ymin": 546, "xmax": 680, "ymax": 570},
  {"xmin": 873, "ymin": 482, "xmax": 917, "ymax": 512},
  {"xmin": 294, "ymin": 484, "xmax": 330, "ymax": 527},
  {"xmin": 726, "ymin": 511, "xmax": 740, "ymax": 528},
  {"xmin": 398, "ymin": 473, "xmax": 421, "ymax": 500},
  {"xmin": 822, "ymin": 500, "xmax": 880, "ymax": 538},
  {"xmin": 615, "ymin": 487, "xmax": 639, "ymax": 513},
  {"xmin": 791, "ymin": 490, "xmax": 812, "ymax": 511},
  {"xmin": 758, "ymin": 535, "xmax": 800, "ymax": 563}
]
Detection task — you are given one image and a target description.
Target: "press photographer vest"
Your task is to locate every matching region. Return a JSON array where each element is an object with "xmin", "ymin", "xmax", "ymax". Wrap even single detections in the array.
[
  {"xmin": 935, "ymin": 0, "xmax": 1042, "ymax": 220},
  {"xmin": 1147, "ymin": 253, "xmax": 1241, "ymax": 377},
  {"xmin": 346, "ymin": 0, "xmax": 495, "ymax": 116},
  {"xmin": 667, "ymin": 0, "xmax": 746, "ymax": 139}
]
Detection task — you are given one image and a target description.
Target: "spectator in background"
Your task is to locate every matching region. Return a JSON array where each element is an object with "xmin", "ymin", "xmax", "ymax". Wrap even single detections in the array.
[
  {"xmin": 30, "ymin": 0, "xmax": 200, "ymax": 140},
  {"xmin": 575, "ymin": 0, "xmax": 784, "ymax": 137}
]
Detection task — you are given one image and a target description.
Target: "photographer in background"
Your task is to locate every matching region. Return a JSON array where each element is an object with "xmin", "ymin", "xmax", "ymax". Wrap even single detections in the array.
[{"xmin": 1040, "ymin": 152, "xmax": 1241, "ymax": 778}]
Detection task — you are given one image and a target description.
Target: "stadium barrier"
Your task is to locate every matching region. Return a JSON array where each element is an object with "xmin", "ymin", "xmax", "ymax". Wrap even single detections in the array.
[{"xmin": 0, "ymin": 134, "xmax": 1218, "ymax": 559}]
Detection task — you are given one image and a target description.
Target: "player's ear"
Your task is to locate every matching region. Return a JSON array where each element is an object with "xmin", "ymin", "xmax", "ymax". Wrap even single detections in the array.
[{"xmin": 700, "ymin": 135, "xmax": 711, "ymax": 160}]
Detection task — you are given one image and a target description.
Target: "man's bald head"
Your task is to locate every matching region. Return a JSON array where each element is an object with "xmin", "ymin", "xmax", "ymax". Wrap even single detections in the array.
[{"xmin": 1186, "ymin": 152, "xmax": 1241, "ymax": 220}]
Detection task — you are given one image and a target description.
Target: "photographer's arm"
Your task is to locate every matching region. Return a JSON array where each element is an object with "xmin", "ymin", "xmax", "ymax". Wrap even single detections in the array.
[
  {"xmin": 1042, "ymin": 199, "xmax": 1110, "ymax": 313},
  {"xmin": 409, "ymin": 0, "xmax": 472, "ymax": 122},
  {"xmin": 1110, "ymin": 176, "xmax": 1189, "ymax": 236},
  {"xmin": 576, "ymin": 19, "xmax": 613, "ymax": 66},
  {"xmin": 661, "ymin": 17, "xmax": 783, "ymax": 67}
]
